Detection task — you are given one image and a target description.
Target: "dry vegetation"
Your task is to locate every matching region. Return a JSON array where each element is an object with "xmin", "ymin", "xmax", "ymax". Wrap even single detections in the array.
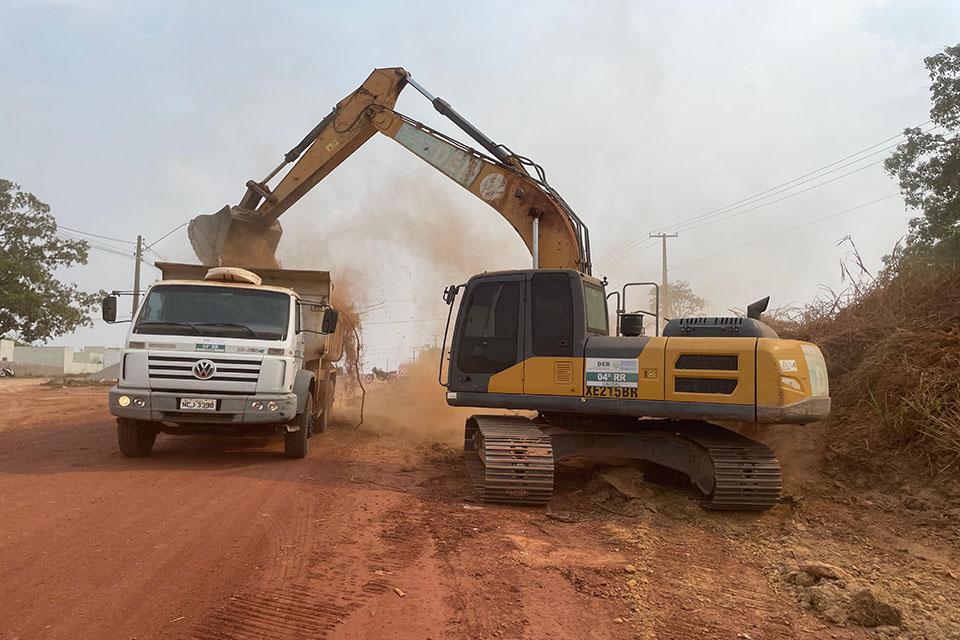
[{"xmin": 769, "ymin": 255, "xmax": 960, "ymax": 481}]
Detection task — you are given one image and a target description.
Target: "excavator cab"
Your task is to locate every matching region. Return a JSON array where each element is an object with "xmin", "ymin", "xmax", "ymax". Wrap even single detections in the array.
[{"xmin": 444, "ymin": 270, "xmax": 606, "ymax": 396}]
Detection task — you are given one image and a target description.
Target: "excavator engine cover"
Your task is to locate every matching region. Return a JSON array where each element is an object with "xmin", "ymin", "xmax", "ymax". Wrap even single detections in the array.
[
  {"xmin": 662, "ymin": 316, "xmax": 779, "ymax": 338},
  {"xmin": 188, "ymin": 205, "xmax": 283, "ymax": 268}
]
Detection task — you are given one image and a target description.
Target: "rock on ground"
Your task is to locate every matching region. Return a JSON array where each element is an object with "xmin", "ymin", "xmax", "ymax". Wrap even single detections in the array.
[{"xmin": 847, "ymin": 588, "xmax": 902, "ymax": 628}]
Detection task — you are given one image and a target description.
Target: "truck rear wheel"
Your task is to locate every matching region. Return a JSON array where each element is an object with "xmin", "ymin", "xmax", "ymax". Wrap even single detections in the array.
[
  {"xmin": 117, "ymin": 418, "xmax": 157, "ymax": 457},
  {"xmin": 284, "ymin": 393, "xmax": 313, "ymax": 459}
]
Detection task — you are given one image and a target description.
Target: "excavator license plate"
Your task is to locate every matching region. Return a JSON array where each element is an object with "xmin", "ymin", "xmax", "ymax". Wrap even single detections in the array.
[{"xmin": 584, "ymin": 386, "xmax": 638, "ymax": 399}]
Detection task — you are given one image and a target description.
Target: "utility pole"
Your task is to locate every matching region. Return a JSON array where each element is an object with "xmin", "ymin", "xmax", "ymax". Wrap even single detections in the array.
[
  {"xmin": 649, "ymin": 233, "xmax": 677, "ymax": 328},
  {"xmin": 133, "ymin": 235, "xmax": 143, "ymax": 315}
]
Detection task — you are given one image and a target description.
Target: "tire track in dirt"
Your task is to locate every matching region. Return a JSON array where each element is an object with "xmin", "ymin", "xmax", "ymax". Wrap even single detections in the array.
[{"xmin": 190, "ymin": 488, "xmax": 430, "ymax": 639}]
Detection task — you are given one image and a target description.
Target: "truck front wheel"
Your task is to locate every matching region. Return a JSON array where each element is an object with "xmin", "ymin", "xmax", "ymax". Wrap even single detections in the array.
[
  {"xmin": 117, "ymin": 418, "xmax": 158, "ymax": 457},
  {"xmin": 284, "ymin": 393, "xmax": 313, "ymax": 459}
]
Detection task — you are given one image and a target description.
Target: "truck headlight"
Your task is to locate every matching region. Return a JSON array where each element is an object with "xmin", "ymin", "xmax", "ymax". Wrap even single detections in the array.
[
  {"xmin": 251, "ymin": 401, "xmax": 264, "ymax": 411},
  {"xmin": 132, "ymin": 397, "xmax": 146, "ymax": 407},
  {"xmin": 118, "ymin": 395, "xmax": 131, "ymax": 407},
  {"xmin": 267, "ymin": 400, "xmax": 279, "ymax": 412}
]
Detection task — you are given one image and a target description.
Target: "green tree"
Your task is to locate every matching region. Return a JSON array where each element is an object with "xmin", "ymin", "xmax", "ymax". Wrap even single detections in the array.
[
  {"xmin": 649, "ymin": 279, "xmax": 707, "ymax": 319},
  {"xmin": 884, "ymin": 44, "xmax": 960, "ymax": 262},
  {"xmin": 0, "ymin": 180, "xmax": 101, "ymax": 342}
]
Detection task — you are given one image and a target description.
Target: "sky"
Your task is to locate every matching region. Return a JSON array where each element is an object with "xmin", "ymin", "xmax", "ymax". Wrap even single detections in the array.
[{"xmin": 1, "ymin": 0, "xmax": 958, "ymax": 368}]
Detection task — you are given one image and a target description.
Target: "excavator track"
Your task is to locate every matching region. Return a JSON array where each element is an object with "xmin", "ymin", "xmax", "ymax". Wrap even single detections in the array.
[
  {"xmin": 683, "ymin": 424, "xmax": 782, "ymax": 511},
  {"xmin": 464, "ymin": 416, "xmax": 554, "ymax": 506},
  {"xmin": 464, "ymin": 415, "xmax": 781, "ymax": 510}
]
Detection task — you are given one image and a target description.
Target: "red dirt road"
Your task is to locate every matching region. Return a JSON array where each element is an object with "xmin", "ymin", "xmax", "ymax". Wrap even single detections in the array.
[{"xmin": 1, "ymin": 381, "xmax": 877, "ymax": 639}]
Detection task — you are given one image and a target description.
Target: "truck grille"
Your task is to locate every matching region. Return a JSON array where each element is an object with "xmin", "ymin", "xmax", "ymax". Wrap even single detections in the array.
[{"xmin": 148, "ymin": 354, "xmax": 261, "ymax": 391}]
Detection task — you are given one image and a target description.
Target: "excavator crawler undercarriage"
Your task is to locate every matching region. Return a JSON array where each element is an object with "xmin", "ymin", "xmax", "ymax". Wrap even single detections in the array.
[{"xmin": 464, "ymin": 415, "xmax": 782, "ymax": 511}]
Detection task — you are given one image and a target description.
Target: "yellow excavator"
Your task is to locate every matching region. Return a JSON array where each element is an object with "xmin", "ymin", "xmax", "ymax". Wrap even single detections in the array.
[{"xmin": 189, "ymin": 67, "xmax": 830, "ymax": 510}]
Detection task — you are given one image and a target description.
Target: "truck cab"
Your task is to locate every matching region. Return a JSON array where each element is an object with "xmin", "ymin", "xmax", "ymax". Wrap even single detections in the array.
[{"xmin": 103, "ymin": 264, "xmax": 340, "ymax": 459}]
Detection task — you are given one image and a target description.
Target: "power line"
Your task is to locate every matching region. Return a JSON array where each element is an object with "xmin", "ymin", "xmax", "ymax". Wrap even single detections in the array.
[
  {"xmin": 671, "ymin": 160, "xmax": 885, "ymax": 233},
  {"xmin": 146, "ymin": 246, "xmax": 169, "ymax": 262},
  {"xmin": 654, "ymin": 124, "xmax": 931, "ymax": 235},
  {"xmin": 663, "ymin": 155, "xmax": 891, "ymax": 235},
  {"xmin": 57, "ymin": 225, "xmax": 137, "ymax": 245},
  {"xmin": 599, "ymin": 157, "xmax": 891, "ymax": 269},
  {"xmin": 56, "ymin": 232, "xmax": 134, "ymax": 258},
  {"xmin": 595, "ymin": 239, "xmax": 659, "ymax": 266},
  {"xmin": 147, "ymin": 222, "xmax": 188, "ymax": 249},
  {"xmin": 599, "ymin": 157, "xmax": 885, "ymax": 265},
  {"xmin": 55, "ymin": 232, "xmax": 159, "ymax": 272},
  {"xmin": 670, "ymin": 193, "xmax": 899, "ymax": 270},
  {"xmin": 58, "ymin": 229, "xmax": 131, "ymax": 252},
  {"xmin": 595, "ymin": 121, "xmax": 931, "ymax": 265}
]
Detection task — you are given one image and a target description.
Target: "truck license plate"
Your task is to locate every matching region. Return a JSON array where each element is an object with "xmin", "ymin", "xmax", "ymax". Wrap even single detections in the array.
[{"xmin": 179, "ymin": 398, "xmax": 217, "ymax": 411}]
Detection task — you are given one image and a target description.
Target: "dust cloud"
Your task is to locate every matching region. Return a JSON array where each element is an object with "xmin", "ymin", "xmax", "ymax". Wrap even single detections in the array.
[
  {"xmin": 276, "ymin": 173, "xmax": 530, "ymax": 440},
  {"xmin": 356, "ymin": 350, "xmax": 470, "ymax": 445},
  {"xmin": 279, "ymin": 173, "xmax": 529, "ymax": 286}
]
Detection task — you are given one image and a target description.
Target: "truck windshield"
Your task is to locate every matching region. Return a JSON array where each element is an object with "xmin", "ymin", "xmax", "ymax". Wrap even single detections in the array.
[{"xmin": 134, "ymin": 285, "xmax": 290, "ymax": 340}]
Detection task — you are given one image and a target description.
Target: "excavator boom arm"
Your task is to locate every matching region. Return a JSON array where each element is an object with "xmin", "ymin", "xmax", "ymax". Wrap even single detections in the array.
[
  {"xmin": 369, "ymin": 109, "xmax": 585, "ymax": 272},
  {"xmin": 189, "ymin": 67, "xmax": 590, "ymax": 273},
  {"xmin": 239, "ymin": 67, "xmax": 409, "ymax": 221}
]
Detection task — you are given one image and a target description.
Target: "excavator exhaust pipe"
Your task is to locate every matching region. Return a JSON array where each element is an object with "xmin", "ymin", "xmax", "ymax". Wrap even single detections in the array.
[{"xmin": 187, "ymin": 205, "xmax": 283, "ymax": 268}]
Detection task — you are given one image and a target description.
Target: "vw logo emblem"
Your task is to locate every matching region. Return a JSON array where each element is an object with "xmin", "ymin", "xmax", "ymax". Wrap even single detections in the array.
[{"xmin": 192, "ymin": 359, "xmax": 216, "ymax": 380}]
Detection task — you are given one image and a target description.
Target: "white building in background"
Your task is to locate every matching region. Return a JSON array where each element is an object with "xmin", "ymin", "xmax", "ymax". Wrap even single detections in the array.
[{"xmin": 0, "ymin": 339, "xmax": 121, "ymax": 375}]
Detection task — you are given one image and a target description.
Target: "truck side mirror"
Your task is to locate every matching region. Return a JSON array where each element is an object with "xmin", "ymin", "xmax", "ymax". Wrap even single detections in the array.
[
  {"xmin": 321, "ymin": 308, "xmax": 339, "ymax": 334},
  {"xmin": 102, "ymin": 295, "xmax": 118, "ymax": 323}
]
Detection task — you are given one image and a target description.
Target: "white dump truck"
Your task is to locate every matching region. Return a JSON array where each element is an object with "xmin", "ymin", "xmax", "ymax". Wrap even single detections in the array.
[{"xmin": 102, "ymin": 263, "xmax": 342, "ymax": 458}]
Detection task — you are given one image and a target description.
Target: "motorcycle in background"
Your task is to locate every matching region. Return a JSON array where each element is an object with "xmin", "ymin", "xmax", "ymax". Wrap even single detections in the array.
[{"xmin": 364, "ymin": 367, "xmax": 398, "ymax": 384}]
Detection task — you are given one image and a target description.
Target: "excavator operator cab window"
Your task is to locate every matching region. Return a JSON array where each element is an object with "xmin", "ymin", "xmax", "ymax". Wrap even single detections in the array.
[
  {"xmin": 531, "ymin": 273, "xmax": 574, "ymax": 357},
  {"xmin": 583, "ymin": 281, "xmax": 609, "ymax": 335},
  {"xmin": 457, "ymin": 282, "xmax": 522, "ymax": 374}
]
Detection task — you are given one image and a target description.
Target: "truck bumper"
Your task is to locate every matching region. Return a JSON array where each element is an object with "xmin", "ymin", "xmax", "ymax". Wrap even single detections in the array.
[{"xmin": 108, "ymin": 386, "xmax": 298, "ymax": 424}]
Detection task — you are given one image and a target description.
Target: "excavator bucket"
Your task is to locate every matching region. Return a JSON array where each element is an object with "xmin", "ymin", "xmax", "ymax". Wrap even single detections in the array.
[{"xmin": 187, "ymin": 205, "xmax": 283, "ymax": 268}]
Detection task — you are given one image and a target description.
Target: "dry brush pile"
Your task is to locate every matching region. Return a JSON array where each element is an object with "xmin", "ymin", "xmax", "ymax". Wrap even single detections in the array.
[{"xmin": 770, "ymin": 259, "xmax": 960, "ymax": 479}]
